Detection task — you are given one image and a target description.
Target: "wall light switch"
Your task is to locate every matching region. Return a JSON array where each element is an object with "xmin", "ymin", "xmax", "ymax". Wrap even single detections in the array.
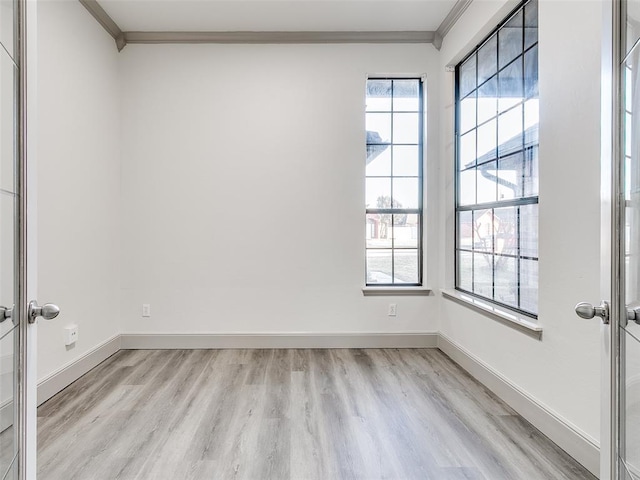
[{"xmin": 142, "ymin": 304, "xmax": 151, "ymax": 317}]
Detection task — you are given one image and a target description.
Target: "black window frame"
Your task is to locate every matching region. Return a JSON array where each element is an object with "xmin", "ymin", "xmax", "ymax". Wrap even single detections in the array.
[
  {"xmin": 454, "ymin": 0, "xmax": 539, "ymax": 317},
  {"xmin": 365, "ymin": 77, "xmax": 424, "ymax": 287}
]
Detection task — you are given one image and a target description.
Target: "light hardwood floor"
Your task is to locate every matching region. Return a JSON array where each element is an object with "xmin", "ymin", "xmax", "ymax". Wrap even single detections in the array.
[{"xmin": 37, "ymin": 349, "xmax": 596, "ymax": 480}]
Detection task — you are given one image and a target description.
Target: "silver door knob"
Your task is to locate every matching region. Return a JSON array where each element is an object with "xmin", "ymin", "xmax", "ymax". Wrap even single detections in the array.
[
  {"xmin": 28, "ymin": 300, "xmax": 60, "ymax": 324},
  {"xmin": 575, "ymin": 301, "xmax": 610, "ymax": 323},
  {"xmin": 0, "ymin": 306, "xmax": 12, "ymax": 323},
  {"xmin": 627, "ymin": 304, "xmax": 640, "ymax": 323}
]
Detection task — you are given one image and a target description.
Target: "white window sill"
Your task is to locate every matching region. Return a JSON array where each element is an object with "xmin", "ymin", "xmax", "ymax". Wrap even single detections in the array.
[
  {"xmin": 362, "ymin": 286, "xmax": 433, "ymax": 296},
  {"xmin": 441, "ymin": 289, "xmax": 542, "ymax": 339}
]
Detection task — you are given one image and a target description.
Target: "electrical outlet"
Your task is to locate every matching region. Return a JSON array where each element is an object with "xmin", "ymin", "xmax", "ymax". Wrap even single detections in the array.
[
  {"xmin": 388, "ymin": 303, "xmax": 397, "ymax": 316},
  {"xmin": 142, "ymin": 304, "xmax": 151, "ymax": 317},
  {"xmin": 64, "ymin": 325, "xmax": 78, "ymax": 346}
]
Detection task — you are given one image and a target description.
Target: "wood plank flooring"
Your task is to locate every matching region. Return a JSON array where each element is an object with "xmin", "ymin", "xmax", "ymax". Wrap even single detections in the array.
[{"xmin": 37, "ymin": 349, "xmax": 596, "ymax": 480}]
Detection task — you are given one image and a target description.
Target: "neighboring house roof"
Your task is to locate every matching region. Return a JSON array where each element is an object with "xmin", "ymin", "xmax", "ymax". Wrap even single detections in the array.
[
  {"xmin": 469, "ymin": 125, "xmax": 538, "ymax": 169},
  {"xmin": 366, "ymin": 131, "xmax": 389, "ymax": 164},
  {"xmin": 469, "ymin": 125, "xmax": 538, "ymax": 196}
]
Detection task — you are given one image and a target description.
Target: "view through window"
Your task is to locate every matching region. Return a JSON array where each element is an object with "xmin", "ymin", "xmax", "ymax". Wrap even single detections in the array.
[
  {"xmin": 365, "ymin": 78, "xmax": 423, "ymax": 285},
  {"xmin": 455, "ymin": 0, "xmax": 539, "ymax": 315}
]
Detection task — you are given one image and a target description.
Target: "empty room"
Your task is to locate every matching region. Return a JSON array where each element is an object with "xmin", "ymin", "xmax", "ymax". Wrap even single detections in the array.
[{"xmin": 0, "ymin": 0, "xmax": 636, "ymax": 478}]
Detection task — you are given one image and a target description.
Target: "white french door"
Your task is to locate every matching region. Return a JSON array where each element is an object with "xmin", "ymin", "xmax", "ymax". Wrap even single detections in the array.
[
  {"xmin": 0, "ymin": 0, "xmax": 60, "ymax": 478},
  {"xmin": 598, "ymin": 1, "xmax": 640, "ymax": 478},
  {"xmin": 616, "ymin": 2, "xmax": 640, "ymax": 478},
  {"xmin": 0, "ymin": 0, "xmax": 29, "ymax": 476}
]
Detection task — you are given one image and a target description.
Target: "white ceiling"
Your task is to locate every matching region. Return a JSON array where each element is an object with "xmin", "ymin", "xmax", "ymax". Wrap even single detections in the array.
[{"xmin": 98, "ymin": 0, "xmax": 460, "ymax": 32}]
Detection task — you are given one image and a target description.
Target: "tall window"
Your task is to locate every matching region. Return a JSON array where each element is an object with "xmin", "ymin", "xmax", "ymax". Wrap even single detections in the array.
[
  {"xmin": 455, "ymin": 0, "xmax": 538, "ymax": 315},
  {"xmin": 365, "ymin": 78, "xmax": 423, "ymax": 285}
]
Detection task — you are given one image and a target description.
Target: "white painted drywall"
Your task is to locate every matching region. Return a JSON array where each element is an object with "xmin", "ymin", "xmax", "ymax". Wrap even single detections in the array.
[
  {"xmin": 438, "ymin": 0, "xmax": 602, "ymax": 449},
  {"xmin": 36, "ymin": 0, "xmax": 121, "ymax": 381},
  {"xmin": 119, "ymin": 44, "xmax": 440, "ymax": 334}
]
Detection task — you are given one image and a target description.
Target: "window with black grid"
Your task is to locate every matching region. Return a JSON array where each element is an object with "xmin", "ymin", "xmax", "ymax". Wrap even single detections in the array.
[
  {"xmin": 365, "ymin": 78, "xmax": 423, "ymax": 285},
  {"xmin": 455, "ymin": 0, "xmax": 538, "ymax": 316}
]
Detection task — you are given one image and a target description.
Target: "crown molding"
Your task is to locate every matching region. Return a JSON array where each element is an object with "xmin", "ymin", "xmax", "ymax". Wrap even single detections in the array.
[
  {"xmin": 79, "ymin": 0, "xmax": 126, "ymax": 51},
  {"xmin": 79, "ymin": 0, "xmax": 472, "ymax": 51},
  {"xmin": 123, "ymin": 30, "xmax": 436, "ymax": 45},
  {"xmin": 435, "ymin": 0, "xmax": 474, "ymax": 47}
]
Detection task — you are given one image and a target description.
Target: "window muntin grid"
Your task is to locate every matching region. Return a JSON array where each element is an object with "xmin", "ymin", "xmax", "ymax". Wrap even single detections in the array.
[
  {"xmin": 455, "ymin": 0, "xmax": 539, "ymax": 316},
  {"xmin": 366, "ymin": 78, "xmax": 423, "ymax": 286}
]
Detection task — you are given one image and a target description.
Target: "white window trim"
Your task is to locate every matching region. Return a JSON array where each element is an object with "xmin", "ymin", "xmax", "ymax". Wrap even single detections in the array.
[
  {"xmin": 362, "ymin": 286, "xmax": 432, "ymax": 296},
  {"xmin": 441, "ymin": 288, "xmax": 542, "ymax": 337}
]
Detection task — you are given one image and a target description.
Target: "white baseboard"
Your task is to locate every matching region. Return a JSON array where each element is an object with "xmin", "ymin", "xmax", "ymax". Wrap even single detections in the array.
[
  {"xmin": 437, "ymin": 333, "xmax": 600, "ymax": 478},
  {"xmin": 120, "ymin": 332, "xmax": 439, "ymax": 349},
  {"xmin": 37, "ymin": 335, "xmax": 121, "ymax": 406}
]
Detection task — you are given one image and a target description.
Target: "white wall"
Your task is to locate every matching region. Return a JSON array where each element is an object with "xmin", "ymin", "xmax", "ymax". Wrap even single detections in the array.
[
  {"xmin": 36, "ymin": 0, "xmax": 121, "ymax": 381},
  {"xmin": 438, "ymin": 0, "xmax": 602, "ymax": 451},
  {"xmin": 119, "ymin": 44, "xmax": 440, "ymax": 335}
]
